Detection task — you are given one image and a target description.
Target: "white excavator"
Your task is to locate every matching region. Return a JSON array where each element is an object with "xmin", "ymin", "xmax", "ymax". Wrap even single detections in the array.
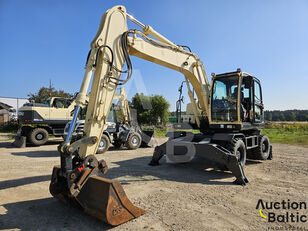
[{"xmin": 50, "ymin": 5, "xmax": 272, "ymax": 226}]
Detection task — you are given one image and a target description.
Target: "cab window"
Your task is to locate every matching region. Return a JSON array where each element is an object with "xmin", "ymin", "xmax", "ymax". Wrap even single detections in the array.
[{"xmin": 254, "ymin": 81, "xmax": 263, "ymax": 122}]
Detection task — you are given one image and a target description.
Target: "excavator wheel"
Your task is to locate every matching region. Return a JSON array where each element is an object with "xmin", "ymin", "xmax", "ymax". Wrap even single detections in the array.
[
  {"xmin": 253, "ymin": 135, "xmax": 270, "ymax": 160},
  {"xmin": 50, "ymin": 165, "xmax": 146, "ymax": 226},
  {"xmin": 29, "ymin": 127, "xmax": 49, "ymax": 146},
  {"xmin": 227, "ymin": 139, "xmax": 246, "ymax": 167}
]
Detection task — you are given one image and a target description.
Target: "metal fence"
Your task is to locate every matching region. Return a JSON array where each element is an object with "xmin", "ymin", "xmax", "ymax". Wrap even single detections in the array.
[{"xmin": 0, "ymin": 97, "xmax": 29, "ymax": 120}]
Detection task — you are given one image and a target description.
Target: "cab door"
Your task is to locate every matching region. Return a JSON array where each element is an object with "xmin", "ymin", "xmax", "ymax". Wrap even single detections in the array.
[{"xmin": 253, "ymin": 80, "xmax": 264, "ymax": 124}]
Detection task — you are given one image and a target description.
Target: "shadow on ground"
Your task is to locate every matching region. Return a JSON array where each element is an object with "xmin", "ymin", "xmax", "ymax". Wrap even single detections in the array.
[
  {"xmin": 11, "ymin": 150, "xmax": 59, "ymax": 158},
  {"xmin": 100, "ymin": 155, "xmax": 262, "ymax": 186},
  {"xmin": 0, "ymin": 198, "xmax": 112, "ymax": 231},
  {"xmin": 0, "ymin": 175, "xmax": 51, "ymax": 190},
  {"xmin": 107, "ymin": 146, "xmax": 152, "ymax": 152},
  {"xmin": 0, "ymin": 139, "xmax": 63, "ymax": 149}
]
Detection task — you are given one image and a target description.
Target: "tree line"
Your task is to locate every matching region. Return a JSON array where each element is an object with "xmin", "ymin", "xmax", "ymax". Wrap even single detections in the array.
[
  {"xmin": 131, "ymin": 93, "xmax": 169, "ymax": 125},
  {"xmin": 28, "ymin": 86, "xmax": 72, "ymax": 103},
  {"xmin": 264, "ymin": 110, "xmax": 308, "ymax": 121}
]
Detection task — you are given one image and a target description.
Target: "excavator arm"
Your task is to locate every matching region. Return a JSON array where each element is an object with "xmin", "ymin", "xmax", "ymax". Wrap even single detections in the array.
[{"xmin": 70, "ymin": 6, "xmax": 212, "ymax": 159}]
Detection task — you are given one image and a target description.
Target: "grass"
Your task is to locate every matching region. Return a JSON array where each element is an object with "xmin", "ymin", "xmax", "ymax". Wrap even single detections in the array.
[
  {"xmin": 262, "ymin": 122, "xmax": 308, "ymax": 146},
  {"xmin": 153, "ymin": 122, "xmax": 308, "ymax": 146},
  {"xmin": 154, "ymin": 128, "xmax": 168, "ymax": 138},
  {"xmin": 153, "ymin": 127, "xmax": 199, "ymax": 138}
]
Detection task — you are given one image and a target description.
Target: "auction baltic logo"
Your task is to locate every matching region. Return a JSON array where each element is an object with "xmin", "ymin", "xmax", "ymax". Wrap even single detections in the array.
[{"xmin": 256, "ymin": 199, "xmax": 307, "ymax": 223}]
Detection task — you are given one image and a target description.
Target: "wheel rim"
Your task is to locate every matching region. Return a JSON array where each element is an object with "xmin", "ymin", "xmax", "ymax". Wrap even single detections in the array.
[
  {"xmin": 131, "ymin": 135, "xmax": 140, "ymax": 147},
  {"xmin": 236, "ymin": 148, "xmax": 244, "ymax": 165},
  {"xmin": 99, "ymin": 139, "xmax": 106, "ymax": 149},
  {"xmin": 262, "ymin": 139, "xmax": 269, "ymax": 154},
  {"xmin": 36, "ymin": 133, "xmax": 44, "ymax": 140}
]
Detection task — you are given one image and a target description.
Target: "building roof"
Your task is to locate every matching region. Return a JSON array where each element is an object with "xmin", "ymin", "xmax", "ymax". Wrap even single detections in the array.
[{"xmin": 0, "ymin": 102, "xmax": 12, "ymax": 110}]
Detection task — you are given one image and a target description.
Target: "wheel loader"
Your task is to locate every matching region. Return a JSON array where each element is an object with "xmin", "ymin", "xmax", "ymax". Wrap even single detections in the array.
[
  {"xmin": 64, "ymin": 87, "xmax": 157, "ymax": 154},
  {"xmin": 50, "ymin": 5, "xmax": 272, "ymax": 226}
]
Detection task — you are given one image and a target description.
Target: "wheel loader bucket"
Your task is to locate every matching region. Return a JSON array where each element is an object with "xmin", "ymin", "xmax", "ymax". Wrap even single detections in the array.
[
  {"xmin": 50, "ymin": 166, "xmax": 146, "ymax": 226},
  {"xmin": 140, "ymin": 130, "xmax": 158, "ymax": 147}
]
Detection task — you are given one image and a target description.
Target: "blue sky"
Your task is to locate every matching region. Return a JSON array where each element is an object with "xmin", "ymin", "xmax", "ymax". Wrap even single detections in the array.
[{"xmin": 1, "ymin": 0, "xmax": 307, "ymax": 111}]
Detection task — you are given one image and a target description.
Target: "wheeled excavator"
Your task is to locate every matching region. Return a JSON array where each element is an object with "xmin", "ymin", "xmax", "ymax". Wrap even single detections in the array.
[
  {"xmin": 13, "ymin": 97, "xmax": 77, "ymax": 147},
  {"xmin": 50, "ymin": 5, "xmax": 272, "ymax": 226}
]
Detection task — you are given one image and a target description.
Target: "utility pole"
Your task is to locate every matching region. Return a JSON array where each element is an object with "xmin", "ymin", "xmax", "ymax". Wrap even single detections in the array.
[{"xmin": 49, "ymin": 79, "xmax": 52, "ymax": 96}]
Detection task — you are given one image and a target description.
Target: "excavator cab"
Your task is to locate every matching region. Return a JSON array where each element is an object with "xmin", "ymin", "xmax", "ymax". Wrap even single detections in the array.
[{"xmin": 209, "ymin": 69, "xmax": 264, "ymax": 131}]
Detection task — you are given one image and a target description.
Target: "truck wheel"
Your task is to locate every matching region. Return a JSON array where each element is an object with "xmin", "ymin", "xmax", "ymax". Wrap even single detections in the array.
[
  {"xmin": 229, "ymin": 139, "xmax": 246, "ymax": 167},
  {"xmin": 253, "ymin": 135, "xmax": 270, "ymax": 160},
  {"xmin": 29, "ymin": 128, "xmax": 49, "ymax": 146},
  {"xmin": 97, "ymin": 134, "xmax": 110, "ymax": 154},
  {"xmin": 125, "ymin": 132, "xmax": 142, "ymax": 150}
]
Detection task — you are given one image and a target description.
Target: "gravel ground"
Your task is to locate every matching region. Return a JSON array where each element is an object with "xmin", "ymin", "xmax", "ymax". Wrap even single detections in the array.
[{"xmin": 0, "ymin": 138, "xmax": 307, "ymax": 231}]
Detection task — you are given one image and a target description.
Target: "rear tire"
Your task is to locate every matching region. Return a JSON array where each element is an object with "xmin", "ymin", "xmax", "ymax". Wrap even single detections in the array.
[
  {"xmin": 253, "ymin": 135, "xmax": 270, "ymax": 160},
  {"xmin": 96, "ymin": 134, "xmax": 110, "ymax": 154},
  {"xmin": 125, "ymin": 132, "xmax": 142, "ymax": 150},
  {"xmin": 29, "ymin": 128, "xmax": 49, "ymax": 146}
]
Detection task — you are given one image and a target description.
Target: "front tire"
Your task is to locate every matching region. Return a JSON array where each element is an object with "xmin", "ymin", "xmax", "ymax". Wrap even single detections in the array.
[
  {"xmin": 29, "ymin": 128, "xmax": 49, "ymax": 146},
  {"xmin": 125, "ymin": 132, "xmax": 142, "ymax": 150},
  {"xmin": 228, "ymin": 139, "xmax": 247, "ymax": 167},
  {"xmin": 96, "ymin": 134, "xmax": 110, "ymax": 154}
]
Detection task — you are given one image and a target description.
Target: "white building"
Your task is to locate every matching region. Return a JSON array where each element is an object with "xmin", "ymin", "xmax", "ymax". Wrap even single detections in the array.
[{"xmin": 0, "ymin": 97, "xmax": 29, "ymax": 116}]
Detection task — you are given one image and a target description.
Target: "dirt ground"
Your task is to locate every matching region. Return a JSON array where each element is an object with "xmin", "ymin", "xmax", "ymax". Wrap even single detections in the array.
[{"xmin": 0, "ymin": 138, "xmax": 307, "ymax": 231}]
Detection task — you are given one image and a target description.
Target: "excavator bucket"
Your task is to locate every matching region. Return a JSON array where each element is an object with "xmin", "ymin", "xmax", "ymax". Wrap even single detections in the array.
[{"xmin": 50, "ymin": 166, "xmax": 146, "ymax": 226}]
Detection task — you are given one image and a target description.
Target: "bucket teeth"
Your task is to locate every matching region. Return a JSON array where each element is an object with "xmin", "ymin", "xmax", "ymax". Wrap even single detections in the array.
[{"xmin": 49, "ymin": 166, "xmax": 146, "ymax": 226}]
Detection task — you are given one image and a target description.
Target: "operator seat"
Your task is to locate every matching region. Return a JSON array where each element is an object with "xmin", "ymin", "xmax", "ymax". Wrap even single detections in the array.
[{"xmin": 232, "ymin": 87, "xmax": 247, "ymax": 121}]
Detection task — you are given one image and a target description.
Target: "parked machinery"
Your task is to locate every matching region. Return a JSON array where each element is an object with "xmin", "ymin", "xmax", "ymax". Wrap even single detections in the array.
[
  {"xmin": 64, "ymin": 87, "xmax": 157, "ymax": 154},
  {"xmin": 13, "ymin": 97, "xmax": 77, "ymax": 147}
]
